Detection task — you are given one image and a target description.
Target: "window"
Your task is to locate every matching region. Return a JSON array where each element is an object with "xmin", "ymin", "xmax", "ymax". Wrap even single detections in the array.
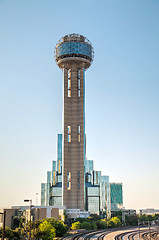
[
  {"xmin": 58, "ymin": 160, "xmax": 61, "ymax": 173},
  {"xmin": 78, "ymin": 172, "xmax": 80, "ymax": 189},
  {"xmin": 68, "ymin": 126, "xmax": 71, "ymax": 142},
  {"xmin": 68, "ymin": 135, "xmax": 71, "ymax": 142},
  {"xmin": 68, "ymin": 80, "xmax": 71, "ymax": 89},
  {"xmin": 68, "ymin": 126, "xmax": 71, "ymax": 134},
  {"xmin": 77, "ymin": 69, "xmax": 80, "ymax": 79},
  {"xmin": 68, "ymin": 90, "xmax": 71, "ymax": 97},
  {"xmin": 78, "ymin": 125, "xmax": 80, "ymax": 142},
  {"xmin": 78, "ymin": 78, "xmax": 80, "ymax": 97},
  {"xmin": 78, "ymin": 79, "xmax": 80, "ymax": 89},
  {"xmin": 67, "ymin": 172, "xmax": 71, "ymax": 190},
  {"xmin": 68, "ymin": 69, "xmax": 71, "ymax": 78},
  {"xmin": 53, "ymin": 171, "xmax": 56, "ymax": 186}
]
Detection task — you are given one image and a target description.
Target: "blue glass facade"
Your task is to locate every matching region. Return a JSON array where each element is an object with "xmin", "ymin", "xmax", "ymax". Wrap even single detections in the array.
[
  {"xmin": 41, "ymin": 183, "xmax": 50, "ymax": 206},
  {"xmin": 86, "ymin": 186, "xmax": 100, "ymax": 215},
  {"xmin": 52, "ymin": 161, "xmax": 56, "ymax": 186},
  {"xmin": 56, "ymin": 42, "xmax": 92, "ymax": 59},
  {"xmin": 100, "ymin": 176, "xmax": 111, "ymax": 217},
  {"xmin": 85, "ymin": 160, "xmax": 94, "ymax": 173},
  {"xmin": 57, "ymin": 134, "xmax": 62, "ymax": 174},
  {"xmin": 110, "ymin": 183, "xmax": 123, "ymax": 212},
  {"xmin": 51, "ymin": 186, "xmax": 62, "ymax": 206},
  {"xmin": 47, "ymin": 171, "xmax": 52, "ymax": 184},
  {"xmin": 52, "ymin": 161, "xmax": 56, "ymax": 171}
]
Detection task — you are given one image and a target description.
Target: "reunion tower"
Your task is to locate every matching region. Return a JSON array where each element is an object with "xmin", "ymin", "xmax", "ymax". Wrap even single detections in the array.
[{"xmin": 54, "ymin": 33, "xmax": 94, "ymax": 210}]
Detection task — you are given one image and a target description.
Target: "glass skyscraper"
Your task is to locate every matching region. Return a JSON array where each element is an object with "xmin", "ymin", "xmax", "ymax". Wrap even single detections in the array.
[{"xmin": 110, "ymin": 183, "xmax": 123, "ymax": 212}]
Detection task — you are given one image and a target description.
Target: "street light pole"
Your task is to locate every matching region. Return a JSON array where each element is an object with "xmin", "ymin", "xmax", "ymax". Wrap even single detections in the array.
[
  {"xmin": 0, "ymin": 211, "xmax": 6, "ymax": 240},
  {"xmin": 138, "ymin": 220, "xmax": 140, "ymax": 239},
  {"xmin": 36, "ymin": 193, "xmax": 38, "ymax": 206},
  {"xmin": 148, "ymin": 221, "xmax": 151, "ymax": 240},
  {"xmin": 24, "ymin": 199, "xmax": 32, "ymax": 240}
]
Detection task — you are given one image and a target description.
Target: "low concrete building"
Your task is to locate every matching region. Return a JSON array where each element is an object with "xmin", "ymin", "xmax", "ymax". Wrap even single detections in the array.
[
  {"xmin": 13, "ymin": 205, "xmax": 66, "ymax": 222},
  {"xmin": 139, "ymin": 208, "xmax": 159, "ymax": 215},
  {"xmin": 66, "ymin": 209, "xmax": 90, "ymax": 219},
  {"xmin": 32, "ymin": 206, "xmax": 65, "ymax": 221},
  {"xmin": 0, "ymin": 208, "xmax": 20, "ymax": 228}
]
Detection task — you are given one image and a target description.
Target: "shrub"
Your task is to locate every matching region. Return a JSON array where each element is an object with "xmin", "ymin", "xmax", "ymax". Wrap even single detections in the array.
[
  {"xmin": 71, "ymin": 221, "xmax": 81, "ymax": 230},
  {"xmin": 91, "ymin": 221, "xmax": 97, "ymax": 230},
  {"xmin": 81, "ymin": 222, "xmax": 92, "ymax": 230},
  {"xmin": 107, "ymin": 217, "xmax": 121, "ymax": 228},
  {"xmin": 97, "ymin": 220, "xmax": 107, "ymax": 229}
]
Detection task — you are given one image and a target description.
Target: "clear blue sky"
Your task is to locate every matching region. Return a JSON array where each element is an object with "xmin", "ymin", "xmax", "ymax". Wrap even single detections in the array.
[{"xmin": 0, "ymin": 0, "xmax": 159, "ymax": 210}]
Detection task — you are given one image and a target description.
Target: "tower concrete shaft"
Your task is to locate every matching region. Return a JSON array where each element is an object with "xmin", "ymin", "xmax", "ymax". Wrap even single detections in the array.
[
  {"xmin": 55, "ymin": 33, "xmax": 94, "ymax": 210},
  {"xmin": 63, "ymin": 66, "xmax": 85, "ymax": 210}
]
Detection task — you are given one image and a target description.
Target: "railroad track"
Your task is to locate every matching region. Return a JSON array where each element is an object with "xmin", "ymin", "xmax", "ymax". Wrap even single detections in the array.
[
  {"xmin": 141, "ymin": 231, "xmax": 159, "ymax": 240},
  {"xmin": 75, "ymin": 230, "xmax": 113, "ymax": 240},
  {"xmin": 71, "ymin": 229, "xmax": 109, "ymax": 240},
  {"xmin": 114, "ymin": 230, "xmax": 136, "ymax": 240},
  {"xmin": 63, "ymin": 227, "xmax": 159, "ymax": 240},
  {"xmin": 114, "ymin": 230, "xmax": 159, "ymax": 240}
]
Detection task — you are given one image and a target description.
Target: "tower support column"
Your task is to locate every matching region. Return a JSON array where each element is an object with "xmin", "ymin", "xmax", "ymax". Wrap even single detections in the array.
[{"xmin": 63, "ymin": 66, "xmax": 85, "ymax": 210}]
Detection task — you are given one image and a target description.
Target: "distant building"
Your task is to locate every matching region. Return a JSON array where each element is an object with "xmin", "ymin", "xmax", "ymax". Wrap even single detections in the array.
[
  {"xmin": 140, "ymin": 208, "xmax": 159, "ymax": 215},
  {"xmin": 66, "ymin": 209, "xmax": 89, "ymax": 219},
  {"xmin": 12, "ymin": 206, "xmax": 65, "ymax": 222},
  {"xmin": 110, "ymin": 183, "xmax": 123, "ymax": 212},
  {"xmin": 0, "ymin": 208, "xmax": 20, "ymax": 228},
  {"xmin": 123, "ymin": 209, "xmax": 136, "ymax": 216}
]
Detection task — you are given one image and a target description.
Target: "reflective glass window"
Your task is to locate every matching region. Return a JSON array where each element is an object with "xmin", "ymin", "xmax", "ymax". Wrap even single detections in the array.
[
  {"xmin": 68, "ymin": 90, "xmax": 71, "ymax": 97},
  {"xmin": 68, "ymin": 80, "xmax": 71, "ymax": 89},
  {"xmin": 68, "ymin": 135, "xmax": 71, "ymax": 142},
  {"xmin": 68, "ymin": 126, "xmax": 71, "ymax": 134}
]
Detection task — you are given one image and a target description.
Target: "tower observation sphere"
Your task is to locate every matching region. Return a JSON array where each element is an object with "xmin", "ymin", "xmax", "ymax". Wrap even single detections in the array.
[
  {"xmin": 55, "ymin": 33, "xmax": 94, "ymax": 70},
  {"xmin": 54, "ymin": 33, "xmax": 94, "ymax": 211}
]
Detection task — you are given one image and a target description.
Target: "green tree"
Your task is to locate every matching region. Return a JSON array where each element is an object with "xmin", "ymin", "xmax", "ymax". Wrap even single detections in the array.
[
  {"xmin": 0, "ymin": 227, "xmax": 21, "ymax": 240},
  {"xmin": 71, "ymin": 221, "xmax": 81, "ymax": 230},
  {"xmin": 96, "ymin": 219, "xmax": 107, "ymax": 229},
  {"xmin": 39, "ymin": 220, "xmax": 56, "ymax": 240},
  {"xmin": 91, "ymin": 221, "xmax": 97, "ymax": 230},
  {"xmin": 12, "ymin": 229, "xmax": 21, "ymax": 240},
  {"xmin": 81, "ymin": 222, "xmax": 92, "ymax": 230},
  {"xmin": 47, "ymin": 218, "xmax": 68, "ymax": 237},
  {"xmin": 107, "ymin": 219, "xmax": 116, "ymax": 228},
  {"xmin": 139, "ymin": 214, "xmax": 149, "ymax": 224},
  {"xmin": 76, "ymin": 217, "xmax": 89, "ymax": 223},
  {"xmin": 107, "ymin": 217, "xmax": 121, "ymax": 228},
  {"xmin": 112, "ymin": 217, "xmax": 122, "ymax": 227},
  {"xmin": 125, "ymin": 215, "xmax": 138, "ymax": 226},
  {"xmin": 4, "ymin": 227, "xmax": 14, "ymax": 240},
  {"xmin": 89, "ymin": 214, "xmax": 101, "ymax": 221}
]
